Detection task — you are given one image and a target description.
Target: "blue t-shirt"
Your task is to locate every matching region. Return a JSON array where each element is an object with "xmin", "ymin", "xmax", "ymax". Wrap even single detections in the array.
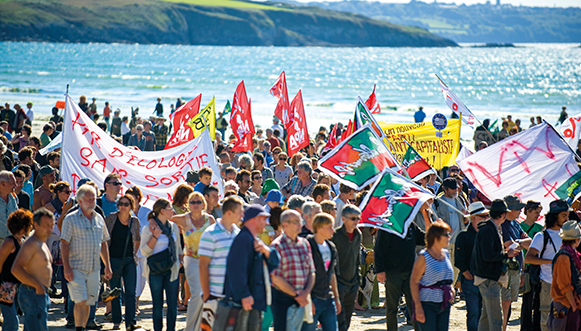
[
  {"xmin": 194, "ymin": 182, "xmax": 208, "ymax": 194},
  {"xmin": 100, "ymin": 193, "xmax": 119, "ymax": 217},
  {"xmin": 501, "ymin": 219, "xmax": 526, "ymax": 267},
  {"xmin": 414, "ymin": 110, "xmax": 426, "ymax": 123}
]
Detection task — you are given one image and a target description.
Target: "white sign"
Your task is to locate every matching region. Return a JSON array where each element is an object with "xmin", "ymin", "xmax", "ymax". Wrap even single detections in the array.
[
  {"xmin": 61, "ymin": 94, "xmax": 223, "ymax": 208},
  {"xmin": 457, "ymin": 122, "xmax": 578, "ymax": 212}
]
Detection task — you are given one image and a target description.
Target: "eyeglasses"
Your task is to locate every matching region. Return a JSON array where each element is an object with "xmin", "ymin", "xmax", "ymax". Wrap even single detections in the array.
[
  {"xmin": 346, "ymin": 216, "xmax": 361, "ymax": 221},
  {"xmin": 189, "ymin": 200, "xmax": 203, "ymax": 205},
  {"xmin": 273, "ymin": 151, "xmax": 280, "ymax": 155},
  {"xmin": 279, "ymin": 158, "xmax": 287, "ymax": 161},
  {"xmin": 118, "ymin": 202, "xmax": 131, "ymax": 207},
  {"xmin": 108, "ymin": 182, "xmax": 122, "ymax": 186}
]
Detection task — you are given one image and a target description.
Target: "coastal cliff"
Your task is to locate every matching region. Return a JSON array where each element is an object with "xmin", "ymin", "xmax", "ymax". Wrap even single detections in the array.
[{"xmin": 0, "ymin": 0, "xmax": 457, "ymax": 47}]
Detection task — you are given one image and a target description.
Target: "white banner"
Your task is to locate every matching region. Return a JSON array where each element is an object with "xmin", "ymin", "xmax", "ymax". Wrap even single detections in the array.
[
  {"xmin": 560, "ymin": 113, "xmax": 581, "ymax": 150},
  {"xmin": 62, "ymin": 94, "xmax": 223, "ymax": 208},
  {"xmin": 40, "ymin": 132, "xmax": 62, "ymax": 156},
  {"xmin": 457, "ymin": 122, "xmax": 578, "ymax": 212}
]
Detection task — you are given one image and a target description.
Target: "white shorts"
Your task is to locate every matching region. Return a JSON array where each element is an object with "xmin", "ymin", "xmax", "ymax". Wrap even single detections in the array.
[{"xmin": 68, "ymin": 269, "xmax": 100, "ymax": 305}]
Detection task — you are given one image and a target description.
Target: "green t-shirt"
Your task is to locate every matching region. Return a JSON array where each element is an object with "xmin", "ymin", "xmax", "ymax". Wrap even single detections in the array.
[
  {"xmin": 40, "ymin": 132, "xmax": 51, "ymax": 148},
  {"xmin": 520, "ymin": 221, "xmax": 543, "ymax": 258}
]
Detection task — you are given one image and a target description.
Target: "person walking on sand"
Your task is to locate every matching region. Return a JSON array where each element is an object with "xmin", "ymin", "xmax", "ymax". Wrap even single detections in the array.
[
  {"xmin": 154, "ymin": 97, "xmax": 163, "ymax": 117},
  {"xmin": 11, "ymin": 208, "xmax": 54, "ymax": 331}
]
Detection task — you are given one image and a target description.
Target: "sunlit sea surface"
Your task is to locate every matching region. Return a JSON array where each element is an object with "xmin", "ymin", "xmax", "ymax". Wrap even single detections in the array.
[{"xmin": 1, "ymin": 42, "xmax": 580, "ymax": 141}]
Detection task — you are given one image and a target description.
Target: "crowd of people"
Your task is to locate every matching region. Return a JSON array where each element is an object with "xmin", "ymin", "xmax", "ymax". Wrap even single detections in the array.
[{"xmin": 0, "ymin": 94, "xmax": 577, "ymax": 331}]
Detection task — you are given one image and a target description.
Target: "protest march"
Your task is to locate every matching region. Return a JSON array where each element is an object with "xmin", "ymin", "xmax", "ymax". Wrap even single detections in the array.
[{"xmin": 0, "ymin": 70, "xmax": 580, "ymax": 331}]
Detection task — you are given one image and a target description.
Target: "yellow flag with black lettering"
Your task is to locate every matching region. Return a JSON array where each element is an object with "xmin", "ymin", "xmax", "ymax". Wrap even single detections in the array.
[{"xmin": 187, "ymin": 97, "xmax": 215, "ymax": 140}]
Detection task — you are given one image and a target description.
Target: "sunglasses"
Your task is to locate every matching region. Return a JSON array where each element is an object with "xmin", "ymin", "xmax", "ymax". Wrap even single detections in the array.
[
  {"xmin": 118, "ymin": 202, "xmax": 131, "ymax": 207},
  {"xmin": 274, "ymin": 151, "xmax": 280, "ymax": 155},
  {"xmin": 62, "ymin": 190, "xmax": 72, "ymax": 194},
  {"xmin": 189, "ymin": 200, "xmax": 203, "ymax": 205},
  {"xmin": 441, "ymin": 233, "xmax": 452, "ymax": 237},
  {"xmin": 279, "ymin": 158, "xmax": 287, "ymax": 161},
  {"xmin": 253, "ymin": 177, "xmax": 262, "ymax": 180},
  {"xmin": 346, "ymin": 216, "xmax": 361, "ymax": 221},
  {"xmin": 108, "ymin": 182, "xmax": 122, "ymax": 186}
]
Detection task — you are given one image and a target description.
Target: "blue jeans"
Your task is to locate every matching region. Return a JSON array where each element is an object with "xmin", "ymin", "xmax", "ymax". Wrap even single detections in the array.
[
  {"xmin": 286, "ymin": 304, "xmax": 305, "ymax": 331},
  {"xmin": 149, "ymin": 270, "xmax": 178, "ymax": 331},
  {"xmin": 110, "ymin": 257, "xmax": 137, "ymax": 327},
  {"xmin": 18, "ymin": 284, "xmax": 50, "ymax": 331},
  {"xmin": 461, "ymin": 276, "xmax": 483, "ymax": 331},
  {"xmin": 0, "ymin": 294, "xmax": 19, "ymax": 331},
  {"xmin": 301, "ymin": 297, "xmax": 338, "ymax": 331},
  {"xmin": 478, "ymin": 279, "xmax": 503, "ymax": 331},
  {"xmin": 418, "ymin": 301, "xmax": 450, "ymax": 331}
]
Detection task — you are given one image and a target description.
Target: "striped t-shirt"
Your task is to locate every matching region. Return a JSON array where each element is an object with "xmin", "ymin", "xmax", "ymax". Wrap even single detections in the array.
[
  {"xmin": 198, "ymin": 221, "xmax": 240, "ymax": 297},
  {"xmin": 419, "ymin": 249, "xmax": 454, "ymax": 303}
]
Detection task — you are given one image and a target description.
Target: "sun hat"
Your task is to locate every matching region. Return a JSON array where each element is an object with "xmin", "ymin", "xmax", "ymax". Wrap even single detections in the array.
[
  {"xmin": 559, "ymin": 220, "xmax": 581, "ymax": 240},
  {"xmin": 504, "ymin": 195, "xmax": 526, "ymax": 211},
  {"xmin": 265, "ymin": 190, "xmax": 284, "ymax": 204},
  {"xmin": 468, "ymin": 201, "xmax": 489, "ymax": 216},
  {"xmin": 260, "ymin": 178, "xmax": 280, "ymax": 197},
  {"xmin": 243, "ymin": 204, "xmax": 270, "ymax": 223}
]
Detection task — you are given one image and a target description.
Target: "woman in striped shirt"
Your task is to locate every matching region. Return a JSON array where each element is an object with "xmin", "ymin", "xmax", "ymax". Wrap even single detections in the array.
[{"xmin": 410, "ymin": 220, "xmax": 455, "ymax": 331}]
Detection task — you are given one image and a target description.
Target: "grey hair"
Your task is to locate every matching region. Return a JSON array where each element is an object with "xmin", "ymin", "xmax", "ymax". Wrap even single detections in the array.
[
  {"xmin": 287, "ymin": 195, "xmax": 306, "ymax": 211},
  {"xmin": 215, "ymin": 131, "xmax": 222, "ymax": 140},
  {"xmin": 281, "ymin": 209, "xmax": 302, "ymax": 224},
  {"xmin": 342, "ymin": 204, "xmax": 361, "ymax": 217},
  {"xmin": 0, "ymin": 171, "xmax": 14, "ymax": 183},
  {"xmin": 297, "ymin": 161, "xmax": 312, "ymax": 175},
  {"xmin": 0, "ymin": 141, "xmax": 6, "ymax": 155},
  {"xmin": 224, "ymin": 180, "xmax": 239, "ymax": 192},
  {"xmin": 302, "ymin": 201, "xmax": 321, "ymax": 217},
  {"xmin": 238, "ymin": 154, "xmax": 254, "ymax": 170},
  {"xmin": 76, "ymin": 184, "xmax": 97, "ymax": 201}
]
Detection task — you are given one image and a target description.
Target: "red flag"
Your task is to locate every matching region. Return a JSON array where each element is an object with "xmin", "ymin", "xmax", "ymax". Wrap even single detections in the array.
[
  {"xmin": 165, "ymin": 94, "xmax": 201, "ymax": 149},
  {"xmin": 230, "ymin": 82, "xmax": 255, "ymax": 152},
  {"xmin": 365, "ymin": 85, "xmax": 381, "ymax": 114},
  {"xmin": 287, "ymin": 90, "xmax": 309, "ymax": 157},
  {"xmin": 270, "ymin": 71, "xmax": 291, "ymax": 128},
  {"xmin": 324, "ymin": 123, "xmax": 338, "ymax": 150},
  {"xmin": 340, "ymin": 119, "xmax": 355, "ymax": 143}
]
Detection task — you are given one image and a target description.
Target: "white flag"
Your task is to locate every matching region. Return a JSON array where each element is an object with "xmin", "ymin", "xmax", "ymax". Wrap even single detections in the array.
[
  {"xmin": 61, "ymin": 94, "xmax": 223, "ymax": 208},
  {"xmin": 559, "ymin": 114, "xmax": 581, "ymax": 150},
  {"xmin": 457, "ymin": 122, "xmax": 578, "ymax": 213},
  {"xmin": 438, "ymin": 79, "xmax": 476, "ymax": 128}
]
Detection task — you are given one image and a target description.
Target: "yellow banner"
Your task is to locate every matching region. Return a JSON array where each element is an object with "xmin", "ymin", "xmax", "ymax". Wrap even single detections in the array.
[
  {"xmin": 187, "ymin": 97, "xmax": 216, "ymax": 140},
  {"xmin": 379, "ymin": 119, "xmax": 461, "ymax": 170}
]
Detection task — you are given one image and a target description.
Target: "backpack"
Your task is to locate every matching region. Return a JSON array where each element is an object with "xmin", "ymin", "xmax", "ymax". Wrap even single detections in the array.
[{"xmin": 528, "ymin": 230, "xmax": 556, "ymax": 285}]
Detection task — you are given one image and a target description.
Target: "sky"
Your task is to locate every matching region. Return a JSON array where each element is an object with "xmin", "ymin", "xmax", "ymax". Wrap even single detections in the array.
[{"xmin": 292, "ymin": 0, "xmax": 581, "ymax": 8}]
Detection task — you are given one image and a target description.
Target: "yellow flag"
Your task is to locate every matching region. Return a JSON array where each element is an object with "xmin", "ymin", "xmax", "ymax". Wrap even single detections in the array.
[
  {"xmin": 379, "ymin": 119, "xmax": 461, "ymax": 170},
  {"xmin": 187, "ymin": 97, "xmax": 216, "ymax": 140}
]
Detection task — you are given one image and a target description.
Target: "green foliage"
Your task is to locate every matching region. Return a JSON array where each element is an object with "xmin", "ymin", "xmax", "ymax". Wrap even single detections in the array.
[
  {"xmin": 161, "ymin": 0, "xmax": 286, "ymax": 11},
  {"xmin": 304, "ymin": 1, "xmax": 581, "ymax": 43}
]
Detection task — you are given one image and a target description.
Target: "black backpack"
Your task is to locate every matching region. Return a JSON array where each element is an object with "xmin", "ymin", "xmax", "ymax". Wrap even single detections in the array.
[{"xmin": 528, "ymin": 230, "xmax": 556, "ymax": 285}]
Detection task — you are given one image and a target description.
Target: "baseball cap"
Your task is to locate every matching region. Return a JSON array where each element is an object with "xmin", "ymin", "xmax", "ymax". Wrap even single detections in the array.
[
  {"xmin": 548, "ymin": 199, "xmax": 571, "ymax": 214},
  {"xmin": 77, "ymin": 177, "xmax": 92, "ymax": 189},
  {"xmin": 39, "ymin": 165, "xmax": 55, "ymax": 178},
  {"xmin": 243, "ymin": 204, "xmax": 270, "ymax": 223},
  {"xmin": 265, "ymin": 190, "xmax": 284, "ymax": 204}
]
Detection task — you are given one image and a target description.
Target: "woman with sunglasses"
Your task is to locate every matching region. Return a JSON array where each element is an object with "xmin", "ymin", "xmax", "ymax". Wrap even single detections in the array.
[
  {"xmin": 105, "ymin": 194, "xmax": 141, "ymax": 330},
  {"xmin": 271, "ymin": 151, "xmax": 293, "ymax": 188},
  {"xmin": 410, "ymin": 221, "xmax": 455, "ymax": 331},
  {"xmin": 171, "ymin": 192, "xmax": 215, "ymax": 331},
  {"xmin": 141, "ymin": 198, "xmax": 181, "ymax": 331},
  {"xmin": 45, "ymin": 181, "xmax": 72, "ymax": 299},
  {"xmin": 250, "ymin": 170, "xmax": 263, "ymax": 197}
]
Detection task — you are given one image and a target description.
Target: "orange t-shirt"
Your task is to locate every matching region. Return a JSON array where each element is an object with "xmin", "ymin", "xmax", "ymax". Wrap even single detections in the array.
[{"xmin": 551, "ymin": 254, "xmax": 581, "ymax": 308}]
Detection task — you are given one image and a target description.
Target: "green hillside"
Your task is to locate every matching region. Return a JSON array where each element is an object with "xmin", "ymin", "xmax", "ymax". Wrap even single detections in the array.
[{"xmin": 0, "ymin": 0, "xmax": 457, "ymax": 46}]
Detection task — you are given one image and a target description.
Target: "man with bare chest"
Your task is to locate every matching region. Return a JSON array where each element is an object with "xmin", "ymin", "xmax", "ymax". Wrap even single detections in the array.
[
  {"xmin": 12, "ymin": 208, "xmax": 54, "ymax": 331},
  {"xmin": 33, "ymin": 165, "xmax": 55, "ymax": 211}
]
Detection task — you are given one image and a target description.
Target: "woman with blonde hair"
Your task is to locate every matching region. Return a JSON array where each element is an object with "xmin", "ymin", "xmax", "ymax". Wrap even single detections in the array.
[
  {"xmin": 171, "ymin": 192, "xmax": 215, "ymax": 330},
  {"xmin": 140, "ymin": 199, "xmax": 181, "ymax": 331}
]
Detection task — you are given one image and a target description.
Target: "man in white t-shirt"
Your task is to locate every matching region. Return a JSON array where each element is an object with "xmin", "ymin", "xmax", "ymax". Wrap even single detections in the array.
[
  {"xmin": 333, "ymin": 184, "xmax": 354, "ymax": 228},
  {"xmin": 525, "ymin": 199, "xmax": 569, "ymax": 331}
]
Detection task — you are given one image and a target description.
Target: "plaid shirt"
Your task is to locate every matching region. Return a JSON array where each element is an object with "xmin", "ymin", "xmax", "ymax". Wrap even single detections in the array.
[
  {"xmin": 271, "ymin": 233, "xmax": 315, "ymax": 290},
  {"xmin": 281, "ymin": 176, "xmax": 316, "ymax": 197},
  {"xmin": 61, "ymin": 209, "xmax": 110, "ymax": 272}
]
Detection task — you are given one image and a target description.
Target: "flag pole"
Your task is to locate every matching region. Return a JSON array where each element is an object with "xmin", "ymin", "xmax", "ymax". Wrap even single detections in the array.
[
  {"xmin": 382, "ymin": 135, "xmax": 412, "ymax": 180},
  {"xmin": 543, "ymin": 119, "xmax": 581, "ymax": 164},
  {"xmin": 437, "ymin": 197, "xmax": 469, "ymax": 218},
  {"xmin": 435, "ymin": 74, "xmax": 497, "ymax": 144}
]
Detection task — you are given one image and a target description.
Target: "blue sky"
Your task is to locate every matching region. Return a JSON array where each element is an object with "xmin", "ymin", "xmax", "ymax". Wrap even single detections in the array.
[{"xmin": 293, "ymin": 0, "xmax": 581, "ymax": 8}]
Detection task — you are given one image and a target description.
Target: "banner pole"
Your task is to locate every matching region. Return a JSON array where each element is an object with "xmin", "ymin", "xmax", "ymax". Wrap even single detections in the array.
[
  {"xmin": 437, "ymin": 197, "xmax": 469, "ymax": 218},
  {"xmin": 544, "ymin": 119, "xmax": 581, "ymax": 164}
]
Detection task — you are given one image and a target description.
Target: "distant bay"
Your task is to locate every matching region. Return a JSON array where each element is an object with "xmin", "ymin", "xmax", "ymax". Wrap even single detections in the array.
[{"xmin": 0, "ymin": 42, "xmax": 579, "ymax": 141}]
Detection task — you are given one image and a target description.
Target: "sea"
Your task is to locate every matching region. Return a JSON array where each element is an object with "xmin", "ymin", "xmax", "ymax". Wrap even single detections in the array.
[{"xmin": 1, "ymin": 42, "xmax": 580, "ymax": 142}]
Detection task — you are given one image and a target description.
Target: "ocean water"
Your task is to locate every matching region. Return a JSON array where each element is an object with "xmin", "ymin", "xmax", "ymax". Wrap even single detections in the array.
[{"xmin": 0, "ymin": 42, "xmax": 580, "ymax": 141}]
